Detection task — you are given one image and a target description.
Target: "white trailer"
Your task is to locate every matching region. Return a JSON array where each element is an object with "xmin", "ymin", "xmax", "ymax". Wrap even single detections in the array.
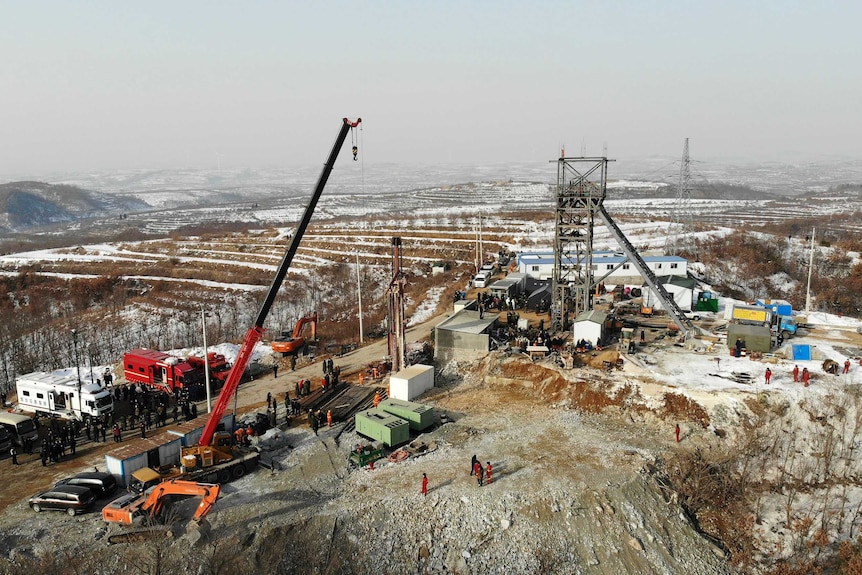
[{"xmin": 15, "ymin": 370, "xmax": 113, "ymax": 421}]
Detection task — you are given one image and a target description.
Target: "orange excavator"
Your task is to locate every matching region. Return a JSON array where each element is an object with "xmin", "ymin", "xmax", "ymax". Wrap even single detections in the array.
[
  {"xmin": 272, "ymin": 311, "xmax": 318, "ymax": 355},
  {"xmin": 102, "ymin": 479, "xmax": 220, "ymax": 526}
]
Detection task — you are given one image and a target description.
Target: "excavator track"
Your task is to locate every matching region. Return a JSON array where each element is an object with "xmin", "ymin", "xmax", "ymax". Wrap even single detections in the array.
[{"xmin": 107, "ymin": 525, "xmax": 171, "ymax": 545}]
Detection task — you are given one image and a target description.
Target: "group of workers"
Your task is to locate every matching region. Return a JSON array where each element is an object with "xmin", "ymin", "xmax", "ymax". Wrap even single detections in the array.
[{"xmin": 470, "ymin": 454, "xmax": 493, "ymax": 487}]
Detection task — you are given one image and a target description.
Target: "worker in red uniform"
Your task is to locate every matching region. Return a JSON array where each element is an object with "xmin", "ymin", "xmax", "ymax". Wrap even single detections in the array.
[
  {"xmin": 486, "ymin": 462, "xmax": 493, "ymax": 484},
  {"xmin": 792, "ymin": 365, "xmax": 800, "ymax": 382},
  {"xmin": 473, "ymin": 461, "xmax": 484, "ymax": 486},
  {"xmin": 421, "ymin": 473, "xmax": 428, "ymax": 496},
  {"xmin": 675, "ymin": 423, "xmax": 681, "ymax": 443},
  {"xmin": 844, "ymin": 360, "xmax": 852, "ymax": 374},
  {"xmin": 764, "ymin": 367, "xmax": 772, "ymax": 384},
  {"xmin": 802, "ymin": 367, "xmax": 810, "ymax": 387}
]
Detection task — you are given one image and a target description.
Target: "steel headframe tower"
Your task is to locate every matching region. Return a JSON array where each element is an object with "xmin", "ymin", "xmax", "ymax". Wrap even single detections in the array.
[
  {"xmin": 665, "ymin": 138, "xmax": 693, "ymax": 255},
  {"xmin": 553, "ymin": 155, "xmax": 609, "ymax": 329},
  {"xmin": 387, "ymin": 237, "xmax": 407, "ymax": 373}
]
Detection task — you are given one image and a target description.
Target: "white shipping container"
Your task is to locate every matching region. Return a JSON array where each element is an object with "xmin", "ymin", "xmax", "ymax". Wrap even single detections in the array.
[{"xmin": 389, "ymin": 364, "xmax": 435, "ymax": 401}]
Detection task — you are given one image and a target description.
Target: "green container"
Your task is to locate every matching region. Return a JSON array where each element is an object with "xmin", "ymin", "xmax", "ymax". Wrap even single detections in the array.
[
  {"xmin": 378, "ymin": 398, "xmax": 435, "ymax": 431},
  {"xmin": 355, "ymin": 409, "xmax": 410, "ymax": 447}
]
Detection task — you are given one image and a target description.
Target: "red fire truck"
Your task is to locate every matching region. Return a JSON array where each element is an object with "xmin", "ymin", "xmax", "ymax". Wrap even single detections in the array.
[{"xmin": 123, "ymin": 349, "xmax": 230, "ymax": 393}]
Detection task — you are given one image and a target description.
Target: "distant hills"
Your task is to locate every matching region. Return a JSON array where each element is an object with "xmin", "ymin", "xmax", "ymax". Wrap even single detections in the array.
[{"xmin": 0, "ymin": 181, "xmax": 149, "ymax": 232}]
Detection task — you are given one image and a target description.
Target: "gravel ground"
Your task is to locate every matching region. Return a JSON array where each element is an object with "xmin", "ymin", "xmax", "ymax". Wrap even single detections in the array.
[{"xmin": 0, "ymin": 325, "xmax": 738, "ymax": 575}]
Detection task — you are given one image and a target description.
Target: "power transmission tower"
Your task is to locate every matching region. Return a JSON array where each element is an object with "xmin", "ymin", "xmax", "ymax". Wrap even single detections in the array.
[{"xmin": 665, "ymin": 138, "xmax": 693, "ymax": 255}]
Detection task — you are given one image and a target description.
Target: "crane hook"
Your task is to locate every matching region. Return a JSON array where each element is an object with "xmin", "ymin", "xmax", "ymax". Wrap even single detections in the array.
[{"xmin": 352, "ymin": 145, "xmax": 358, "ymax": 161}]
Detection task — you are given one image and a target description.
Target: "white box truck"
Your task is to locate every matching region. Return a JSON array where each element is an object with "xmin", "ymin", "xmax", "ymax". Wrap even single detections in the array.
[{"xmin": 15, "ymin": 370, "xmax": 113, "ymax": 421}]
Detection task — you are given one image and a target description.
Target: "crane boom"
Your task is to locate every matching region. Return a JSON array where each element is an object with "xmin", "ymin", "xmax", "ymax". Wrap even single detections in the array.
[{"xmin": 198, "ymin": 117, "xmax": 361, "ymax": 446}]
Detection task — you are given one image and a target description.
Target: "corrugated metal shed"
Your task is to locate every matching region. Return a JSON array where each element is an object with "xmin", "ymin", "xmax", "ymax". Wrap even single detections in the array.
[{"xmin": 102, "ymin": 413, "xmax": 234, "ymax": 487}]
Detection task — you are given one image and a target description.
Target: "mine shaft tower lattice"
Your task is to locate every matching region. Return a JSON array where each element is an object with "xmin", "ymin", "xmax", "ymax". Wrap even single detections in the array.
[
  {"xmin": 553, "ymin": 154, "xmax": 695, "ymax": 337},
  {"xmin": 553, "ymin": 157, "xmax": 608, "ymax": 330}
]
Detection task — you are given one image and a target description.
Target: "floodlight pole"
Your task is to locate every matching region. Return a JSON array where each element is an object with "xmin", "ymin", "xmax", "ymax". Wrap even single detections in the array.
[
  {"xmin": 805, "ymin": 228, "xmax": 815, "ymax": 314},
  {"xmin": 71, "ymin": 329, "xmax": 83, "ymax": 416},
  {"xmin": 356, "ymin": 252, "xmax": 364, "ymax": 344},
  {"xmin": 201, "ymin": 306, "xmax": 212, "ymax": 413}
]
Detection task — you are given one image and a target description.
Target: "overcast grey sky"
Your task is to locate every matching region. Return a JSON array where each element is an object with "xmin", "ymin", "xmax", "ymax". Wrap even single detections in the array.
[{"xmin": 2, "ymin": 1, "xmax": 860, "ymax": 177}]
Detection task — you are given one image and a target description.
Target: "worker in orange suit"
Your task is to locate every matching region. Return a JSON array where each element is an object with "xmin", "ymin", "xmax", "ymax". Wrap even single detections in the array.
[
  {"xmin": 802, "ymin": 367, "xmax": 810, "ymax": 387},
  {"xmin": 792, "ymin": 365, "xmax": 799, "ymax": 382},
  {"xmin": 327, "ymin": 409, "xmax": 333, "ymax": 427},
  {"xmin": 844, "ymin": 360, "xmax": 851, "ymax": 374},
  {"xmin": 421, "ymin": 473, "xmax": 428, "ymax": 496},
  {"xmin": 486, "ymin": 462, "xmax": 493, "ymax": 484},
  {"xmin": 474, "ymin": 461, "xmax": 484, "ymax": 486},
  {"xmin": 373, "ymin": 391, "xmax": 381, "ymax": 409}
]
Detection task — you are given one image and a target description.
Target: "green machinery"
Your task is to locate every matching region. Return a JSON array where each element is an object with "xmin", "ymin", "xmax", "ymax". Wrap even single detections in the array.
[
  {"xmin": 348, "ymin": 442, "xmax": 384, "ymax": 467},
  {"xmin": 355, "ymin": 409, "xmax": 410, "ymax": 447},
  {"xmin": 378, "ymin": 398, "xmax": 435, "ymax": 431}
]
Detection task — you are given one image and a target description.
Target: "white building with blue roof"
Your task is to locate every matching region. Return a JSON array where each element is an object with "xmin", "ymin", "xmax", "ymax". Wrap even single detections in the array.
[{"xmin": 516, "ymin": 251, "xmax": 688, "ymax": 288}]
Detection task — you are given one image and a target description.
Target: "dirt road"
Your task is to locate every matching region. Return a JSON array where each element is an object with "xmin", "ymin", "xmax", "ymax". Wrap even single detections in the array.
[{"xmin": 0, "ymin": 311, "xmax": 450, "ymax": 515}]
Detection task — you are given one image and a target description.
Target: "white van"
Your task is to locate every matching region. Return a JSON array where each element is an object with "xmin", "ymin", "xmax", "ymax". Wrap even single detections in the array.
[{"xmin": 473, "ymin": 273, "xmax": 487, "ymax": 288}]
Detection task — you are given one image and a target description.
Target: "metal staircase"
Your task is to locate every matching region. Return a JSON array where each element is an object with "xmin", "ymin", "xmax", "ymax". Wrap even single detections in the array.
[{"xmin": 596, "ymin": 207, "xmax": 694, "ymax": 336}]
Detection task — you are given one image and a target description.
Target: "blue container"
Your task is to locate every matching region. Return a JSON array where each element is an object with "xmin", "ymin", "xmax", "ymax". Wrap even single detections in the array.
[{"xmin": 792, "ymin": 344, "xmax": 811, "ymax": 361}]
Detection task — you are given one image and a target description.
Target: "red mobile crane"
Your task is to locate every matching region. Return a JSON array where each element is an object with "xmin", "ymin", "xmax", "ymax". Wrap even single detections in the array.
[{"xmin": 180, "ymin": 118, "xmax": 361, "ymax": 470}]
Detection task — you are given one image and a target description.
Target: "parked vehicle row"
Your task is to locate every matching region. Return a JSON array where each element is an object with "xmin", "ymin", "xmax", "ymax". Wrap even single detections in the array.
[{"xmin": 28, "ymin": 471, "xmax": 117, "ymax": 516}]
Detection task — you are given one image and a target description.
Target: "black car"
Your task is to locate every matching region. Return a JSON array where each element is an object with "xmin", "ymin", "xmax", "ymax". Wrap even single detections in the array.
[
  {"xmin": 55, "ymin": 472, "xmax": 118, "ymax": 498},
  {"xmin": 29, "ymin": 485, "xmax": 96, "ymax": 516}
]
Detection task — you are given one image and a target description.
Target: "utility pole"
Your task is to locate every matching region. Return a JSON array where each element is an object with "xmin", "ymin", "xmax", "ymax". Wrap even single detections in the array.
[
  {"xmin": 355, "ymin": 252, "xmax": 364, "ymax": 344},
  {"xmin": 806, "ymin": 228, "xmax": 815, "ymax": 314},
  {"xmin": 201, "ymin": 306, "xmax": 212, "ymax": 413},
  {"xmin": 71, "ymin": 329, "xmax": 82, "ymax": 416}
]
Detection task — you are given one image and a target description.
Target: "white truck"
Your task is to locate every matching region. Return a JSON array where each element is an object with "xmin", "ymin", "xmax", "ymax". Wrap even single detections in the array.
[{"xmin": 15, "ymin": 370, "xmax": 114, "ymax": 421}]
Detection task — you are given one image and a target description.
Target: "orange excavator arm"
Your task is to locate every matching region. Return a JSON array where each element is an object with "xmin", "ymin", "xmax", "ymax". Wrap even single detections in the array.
[
  {"xmin": 142, "ymin": 480, "xmax": 221, "ymax": 522},
  {"xmin": 292, "ymin": 311, "xmax": 317, "ymax": 339},
  {"xmin": 103, "ymin": 480, "xmax": 221, "ymax": 525}
]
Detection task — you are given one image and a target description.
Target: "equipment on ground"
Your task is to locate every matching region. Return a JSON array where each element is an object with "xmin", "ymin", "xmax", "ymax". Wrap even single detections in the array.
[
  {"xmin": 272, "ymin": 312, "xmax": 318, "ymax": 355},
  {"xmin": 620, "ymin": 327, "xmax": 636, "ymax": 354},
  {"xmin": 102, "ymin": 479, "xmax": 220, "ymax": 526},
  {"xmin": 180, "ymin": 118, "xmax": 361, "ymax": 476},
  {"xmin": 349, "ymin": 442, "xmax": 384, "ymax": 467}
]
